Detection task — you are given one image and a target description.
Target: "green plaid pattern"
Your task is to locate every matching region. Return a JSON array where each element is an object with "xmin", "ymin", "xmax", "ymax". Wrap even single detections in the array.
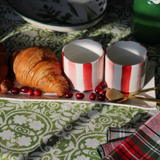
[{"xmin": 97, "ymin": 111, "xmax": 160, "ymax": 160}]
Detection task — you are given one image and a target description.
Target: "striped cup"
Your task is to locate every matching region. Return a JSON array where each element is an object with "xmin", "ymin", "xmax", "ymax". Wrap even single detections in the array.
[
  {"xmin": 62, "ymin": 39, "xmax": 104, "ymax": 92},
  {"xmin": 105, "ymin": 41, "xmax": 148, "ymax": 93}
]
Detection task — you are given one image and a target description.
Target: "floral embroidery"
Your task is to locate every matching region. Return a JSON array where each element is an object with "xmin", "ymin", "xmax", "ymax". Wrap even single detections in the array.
[
  {"xmin": 85, "ymin": 138, "xmax": 100, "ymax": 149},
  {"xmin": 73, "ymin": 155, "xmax": 90, "ymax": 160},
  {"xmin": 13, "ymin": 115, "xmax": 27, "ymax": 125},
  {"xmin": 29, "ymin": 121, "xmax": 44, "ymax": 131},
  {"xmin": 17, "ymin": 136, "xmax": 31, "ymax": 146},
  {"xmin": 0, "ymin": 130, "xmax": 15, "ymax": 140}
]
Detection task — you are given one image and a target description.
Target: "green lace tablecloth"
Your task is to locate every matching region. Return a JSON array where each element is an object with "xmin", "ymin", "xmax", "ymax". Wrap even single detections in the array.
[{"xmin": 0, "ymin": 0, "xmax": 160, "ymax": 159}]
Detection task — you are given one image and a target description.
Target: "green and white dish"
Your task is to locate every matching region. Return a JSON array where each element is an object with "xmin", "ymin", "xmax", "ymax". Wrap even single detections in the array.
[{"xmin": 7, "ymin": 0, "xmax": 107, "ymax": 32}]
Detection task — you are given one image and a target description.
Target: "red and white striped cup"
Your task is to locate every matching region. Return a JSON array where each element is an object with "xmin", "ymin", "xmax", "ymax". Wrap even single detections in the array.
[
  {"xmin": 105, "ymin": 41, "xmax": 148, "ymax": 93},
  {"xmin": 62, "ymin": 39, "xmax": 105, "ymax": 92}
]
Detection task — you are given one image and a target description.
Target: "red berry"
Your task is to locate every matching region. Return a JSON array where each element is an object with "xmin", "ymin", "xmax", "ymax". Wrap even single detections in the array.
[
  {"xmin": 11, "ymin": 87, "xmax": 19, "ymax": 94},
  {"xmin": 89, "ymin": 92, "xmax": 96, "ymax": 100},
  {"xmin": 97, "ymin": 94, "xmax": 106, "ymax": 101},
  {"xmin": 95, "ymin": 85, "xmax": 103, "ymax": 93},
  {"xmin": 33, "ymin": 89, "xmax": 42, "ymax": 96},
  {"xmin": 27, "ymin": 89, "xmax": 34, "ymax": 96},
  {"xmin": 100, "ymin": 81, "xmax": 107, "ymax": 88},
  {"xmin": 75, "ymin": 93, "xmax": 84, "ymax": 99},
  {"xmin": 65, "ymin": 91, "xmax": 73, "ymax": 98},
  {"xmin": 99, "ymin": 90, "xmax": 106, "ymax": 95},
  {"xmin": 20, "ymin": 86, "xmax": 29, "ymax": 93}
]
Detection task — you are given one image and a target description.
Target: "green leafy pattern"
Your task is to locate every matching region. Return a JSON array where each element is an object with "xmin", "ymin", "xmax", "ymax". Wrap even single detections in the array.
[
  {"xmin": 83, "ymin": 4, "xmax": 98, "ymax": 20},
  {"xmin": 67, "ymin": 2, "xmax": 79, "ymax": 17}
]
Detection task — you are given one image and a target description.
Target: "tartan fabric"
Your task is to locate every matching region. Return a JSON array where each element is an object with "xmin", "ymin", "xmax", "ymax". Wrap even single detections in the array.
[
  {"xmin": 106, "ymin": 127, "xmax": 135, "ymax": 142},
  {"xmin": 97, "ymin": 128, "xmax": 135, "ymax": 159},
  {"xmin": 97, "ymin": 140, "xmax": 124, "ymax": 159},
  {"xmin": 97, "ymin": 111, "xmax": 160, "ymax": 160}
]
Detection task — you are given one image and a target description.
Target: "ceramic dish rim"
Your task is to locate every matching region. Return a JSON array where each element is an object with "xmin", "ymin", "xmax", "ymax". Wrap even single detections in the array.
[{"xmin": 6, "ymin": 0, "xmax": 108, "ymax": 27}]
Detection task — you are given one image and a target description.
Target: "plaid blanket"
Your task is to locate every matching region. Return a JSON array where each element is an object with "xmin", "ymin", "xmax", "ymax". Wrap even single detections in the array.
[{"xmin": 97, "ymin": 111, "xmax": 160, "ymax": 160}]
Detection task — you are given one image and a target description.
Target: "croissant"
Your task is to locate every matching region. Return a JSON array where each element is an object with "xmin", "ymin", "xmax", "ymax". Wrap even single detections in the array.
[
  {"xmin": 12, "ymin": 46, "xmax": 69, "ymax": 96},
  {"xmin": 0, "ymin": 78, "xmax": 14, "ymax": 94},
  {"xmin": 0, "ymin": 43, "xmax": 14, "ymax": 93}
]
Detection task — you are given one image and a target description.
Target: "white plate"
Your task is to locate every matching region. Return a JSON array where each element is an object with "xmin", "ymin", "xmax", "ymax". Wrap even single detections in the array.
[
  {"xmin": 0, "ymin": 60, "xmax": 157, "ymax": 110},
  {"xmin": 7, "ymin": 0, "xmax": 107, "ymax": 32}
]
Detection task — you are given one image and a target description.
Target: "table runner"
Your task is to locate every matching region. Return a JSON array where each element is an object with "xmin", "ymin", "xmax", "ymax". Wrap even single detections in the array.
[
  {"xmin": 97, "ymin": 111, "xmax": 160, "ymax": 160},
  {"xmin": 0, "ymin": 0, "xmax": 160, "ymax": 159}
]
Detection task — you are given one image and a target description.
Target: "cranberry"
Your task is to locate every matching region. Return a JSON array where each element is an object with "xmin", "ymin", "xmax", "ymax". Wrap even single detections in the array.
[
  {"xmin": 97, "ymin": 94, "xmax": 106, "ymax": 101},
  {"xmin": 89, "ymin": 92, "xmax": 96, "ymax": 100},
  {"xmin": 33, "ymin": 89, "xmax": 42, "ymax": 96},
  {"xmin": 20, "ymin": 86, "xmax": 29, "ymax": 93},
  {"xmin": 75, "ymin": 93, "xmax": 84, "ymax": 99},
  {"xmin": 99, "ymin": 90, "xmax": 106, "ymax": 95},
  {"xmin": 11, "ymin": 87, "xmax": 19, "ymax": 94},
  {"xmin": 65, "ymin": 91, "xmax": 73, "ymax": 98},
  {"xmin": 95, "ymin": 85, "xmax": 103, "ymax": 93},
  {"xmin": 100, "ymin": 81, "xmax": 107, "ymax": 88},
  {"xmin": 27, "ymin": 89, "xmax": 34, "ymax": 96}
]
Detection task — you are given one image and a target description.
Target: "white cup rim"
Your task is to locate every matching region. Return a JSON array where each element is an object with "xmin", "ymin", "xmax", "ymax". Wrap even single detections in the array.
[
  {"xmin": 106, "ymin": 41, "xmax": 148, "ymax": 66},
  {"xmin": 62, "ymin": 38, "xmax": 104, "ymax": 64}
]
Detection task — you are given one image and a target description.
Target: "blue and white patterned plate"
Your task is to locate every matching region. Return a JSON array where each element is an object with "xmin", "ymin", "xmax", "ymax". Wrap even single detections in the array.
[{"xmin": 7, "ymin": 0, "xmax": 107, "ymax": 32}]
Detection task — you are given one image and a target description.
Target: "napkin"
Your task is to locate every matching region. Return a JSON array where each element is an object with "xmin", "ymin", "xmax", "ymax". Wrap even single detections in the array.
[
  {"xmin": 97, "ymin": 127, "xmax": 135, "ymax": 159},
  {"xmin": 97, "ymin": 111, "xmax": 160, "ymax": 160}
]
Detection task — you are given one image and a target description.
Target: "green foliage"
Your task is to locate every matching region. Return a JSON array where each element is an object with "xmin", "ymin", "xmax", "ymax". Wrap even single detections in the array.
[{"xmin": 67, "ymin": 2, "xmax": 79, "ymax": 17}]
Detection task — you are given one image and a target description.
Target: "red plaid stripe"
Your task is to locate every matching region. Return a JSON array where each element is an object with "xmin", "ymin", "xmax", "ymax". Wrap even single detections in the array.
[{"xmin": 98, "ymin": 111, "xmax": 160, "ymax": 160}]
